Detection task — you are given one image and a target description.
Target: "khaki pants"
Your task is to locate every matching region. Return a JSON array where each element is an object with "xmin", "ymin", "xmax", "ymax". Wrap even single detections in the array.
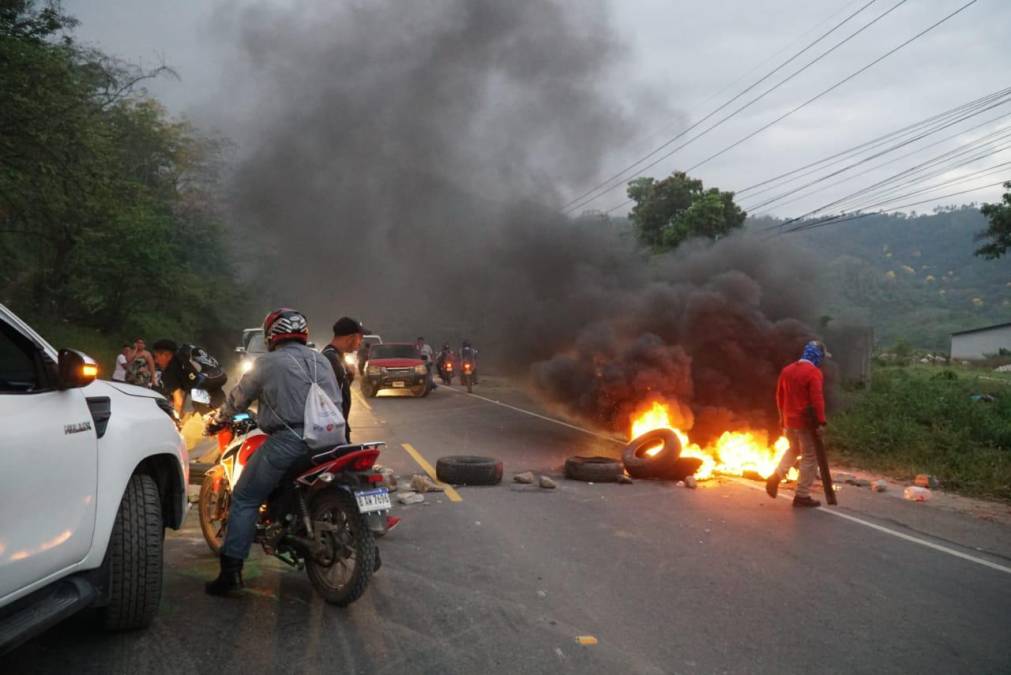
[{"xmin": 775, "ymin": 428, "xmax": 818, "ymax": 498}]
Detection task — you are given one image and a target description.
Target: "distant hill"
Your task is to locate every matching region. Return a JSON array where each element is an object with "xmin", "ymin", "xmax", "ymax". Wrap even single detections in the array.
[{"xmin": 751, "ymin": 207, "xmax": 1010, "ymax": 350}]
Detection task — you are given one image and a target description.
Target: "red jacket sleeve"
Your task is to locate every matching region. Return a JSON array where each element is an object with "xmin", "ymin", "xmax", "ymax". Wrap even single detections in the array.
[
  {"xmin": 809, "ymin": 368, "xmax": 826, "ymax": 425},
  {"xmin": 776, "ymin": 371, "xmax": 786, "ymax": 424}
]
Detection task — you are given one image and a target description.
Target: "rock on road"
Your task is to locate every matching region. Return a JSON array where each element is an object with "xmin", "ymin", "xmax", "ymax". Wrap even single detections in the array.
[{"xmin": 8, "ymin": 377, "xmax": 1011, "ymax": 674}]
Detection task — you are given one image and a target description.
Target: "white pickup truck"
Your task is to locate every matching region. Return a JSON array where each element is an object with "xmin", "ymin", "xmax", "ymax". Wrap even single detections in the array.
[{"xmin": 0, "ymin": 304, "xmax": 188, "ymax": 653}]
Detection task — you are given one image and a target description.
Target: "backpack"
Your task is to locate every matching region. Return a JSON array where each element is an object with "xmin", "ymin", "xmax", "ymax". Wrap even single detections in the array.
[
  {"xmin": 288, "ymin": 352, "xmax": 346, "ymax": 450},
  {"xmin": 177, "ymin": 344, "xmax": 227, "ymax": 392}
]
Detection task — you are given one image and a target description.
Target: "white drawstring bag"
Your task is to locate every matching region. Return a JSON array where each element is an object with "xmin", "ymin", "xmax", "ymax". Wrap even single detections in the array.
[{"xmin": 288, "ymin": 353, "xmax": 346, "ymax": 449}]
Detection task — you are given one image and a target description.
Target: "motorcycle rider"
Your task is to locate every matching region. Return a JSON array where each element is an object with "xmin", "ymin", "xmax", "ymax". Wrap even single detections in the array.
[
  {"xmin": 204, "ymin": 308, "xmax": 341, "ymax": 597},
  {"xmin": 460, "ymin": 340, "xmax": 479, "ymax": 384},
  {"xmin": 435, "ymin": 343, "xmax": 454, "ymax": 381},
  {"xmin": 321, "ymin": 316, "xmax": 367, "ymax": 444}
]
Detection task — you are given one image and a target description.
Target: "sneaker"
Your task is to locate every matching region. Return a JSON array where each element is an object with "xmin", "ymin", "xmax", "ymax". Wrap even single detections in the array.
[
  {"xmin": 792, "ymin": 495, "xmax": 821, "ymax": 508},
  {"xmin": 765, "ymin": 473, "xmax": 780, "ymax": 499}
]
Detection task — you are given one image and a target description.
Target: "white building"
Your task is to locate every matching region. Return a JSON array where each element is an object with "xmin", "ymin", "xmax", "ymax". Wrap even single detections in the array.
[{"xmin": 950, "ymin": 321, "xmax": 1011, "ymax": 360}]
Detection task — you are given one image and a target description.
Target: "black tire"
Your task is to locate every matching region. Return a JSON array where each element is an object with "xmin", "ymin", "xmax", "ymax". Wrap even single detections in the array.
[
  {"xmin": 436, "ymin": 455, "xmax": 502, "ymax": 485},
  {"xmin": 361, "ymin": 383, "xmax": 376, "ymax": 398},
  {"xmin": 622, "ymin": 429, "xmax": 682, "ymax": 479},
  {"xmin": 564, "ymin": 456, "xmax": 624, "ymax": 482},
  {"xmin": 101, "ymin": 474, "xmax": 164, "ymax": 631},
  {"xmin": 198, "ymin": 470, "xmax": 229, "ymax": 555},
  {"xmin": 305, "ymin": 490, "xmax": 375, "ymax": 606}
]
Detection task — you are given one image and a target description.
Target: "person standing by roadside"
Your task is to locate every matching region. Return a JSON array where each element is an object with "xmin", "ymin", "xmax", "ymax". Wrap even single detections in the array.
[
  {"xmin": 415, "ymin": 336, "xmax": 436, "ymax": 390},
  {"xmin": 321, "ymin": 317, "xmax": 367, "ymax": 443},
  {"xmin": 124, "ymin": 337, "xmax": 156, "ymax": 387},
  {"xmin": 111, "ymin": 343, "xmax": 130, "ymax": 382},
  {"xmin": 766, "ymin": 340, "xmax": 830, "ymax": 508}
]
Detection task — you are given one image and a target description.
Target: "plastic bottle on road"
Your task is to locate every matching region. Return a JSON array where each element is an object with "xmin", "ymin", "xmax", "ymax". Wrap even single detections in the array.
[{"xmin": 903, "ymin": 486, "xmax": 932, "ymax": 501}]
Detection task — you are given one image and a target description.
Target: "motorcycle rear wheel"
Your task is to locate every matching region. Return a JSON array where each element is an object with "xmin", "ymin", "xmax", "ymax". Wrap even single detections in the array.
[
  {"xmin": 198, "ymin": 471, "xmax": 230, "ymax": 555},
  {"xmin": 305, "ymin": 490, "xmax": 375, "ymax": 606}
]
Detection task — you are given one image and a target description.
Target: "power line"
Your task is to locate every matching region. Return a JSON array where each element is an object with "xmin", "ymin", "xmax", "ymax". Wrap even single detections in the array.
[{"xmin": 559, "ymin": 0, "xmax": 884, "ymax": 213}]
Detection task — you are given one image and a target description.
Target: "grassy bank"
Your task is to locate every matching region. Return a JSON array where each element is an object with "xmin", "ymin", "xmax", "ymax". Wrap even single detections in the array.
[{"xmin": 828, "ymin": 365, "xmax": 1011, "ymax": 500}]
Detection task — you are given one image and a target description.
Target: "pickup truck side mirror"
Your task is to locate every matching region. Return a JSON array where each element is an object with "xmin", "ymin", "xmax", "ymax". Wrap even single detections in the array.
[{"xmin": 58, "ymin": 348, "xmax": 98, "ymax": 389}]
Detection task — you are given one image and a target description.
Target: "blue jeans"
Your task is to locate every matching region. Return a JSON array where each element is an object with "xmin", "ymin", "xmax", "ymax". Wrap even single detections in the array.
[{"xmin": 222, "ymin": 429, "xmax": 309, "ymax": 560}]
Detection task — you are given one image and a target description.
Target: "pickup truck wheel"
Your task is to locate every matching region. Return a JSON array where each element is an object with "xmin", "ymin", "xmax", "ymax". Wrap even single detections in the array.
[{"xmin": 101, "ymin": 473, "xmax": 164, "ymax": 631}]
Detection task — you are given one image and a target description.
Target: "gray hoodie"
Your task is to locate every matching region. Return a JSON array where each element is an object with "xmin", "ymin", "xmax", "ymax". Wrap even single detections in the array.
[{"xmin": 221, "ymin": 342, "xmax": 341, "ymax": 434}]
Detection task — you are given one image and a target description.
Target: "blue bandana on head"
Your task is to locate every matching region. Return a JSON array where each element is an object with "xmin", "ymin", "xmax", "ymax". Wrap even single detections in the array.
[{"xmin": 801, "ymin": 341, "xmax": 825, "ymax": 367}]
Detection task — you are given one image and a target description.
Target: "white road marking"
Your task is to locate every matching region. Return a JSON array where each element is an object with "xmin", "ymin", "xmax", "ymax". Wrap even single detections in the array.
[{"xmin": 447, "ymin": 386, "xmax": 1011, "ymax": 577}]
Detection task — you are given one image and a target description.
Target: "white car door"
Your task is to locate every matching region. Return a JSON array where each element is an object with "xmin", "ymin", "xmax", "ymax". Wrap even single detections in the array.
[{"xmin": 0, "ymin": 319, "xmax": 98, "ymax": 599}]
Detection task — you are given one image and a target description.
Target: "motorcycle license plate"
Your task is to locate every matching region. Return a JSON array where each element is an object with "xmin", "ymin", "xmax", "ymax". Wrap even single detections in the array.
[
  {"xmin": 355, "ymin": 488, "xmax": 391, "ymax": 513},
  {"xmin": 191, "ymin": 388, "xmax": 211, "ymax": 404},
  {"xmin": 392, "ymin": 381, "xmax": 406, "ymax": 388}
]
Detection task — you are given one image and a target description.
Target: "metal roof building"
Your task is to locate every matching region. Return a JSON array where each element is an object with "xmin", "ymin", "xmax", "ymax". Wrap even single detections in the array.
[{"xmin": 950, "ymin": 321, "xmax": 1011, "ymax": 360}]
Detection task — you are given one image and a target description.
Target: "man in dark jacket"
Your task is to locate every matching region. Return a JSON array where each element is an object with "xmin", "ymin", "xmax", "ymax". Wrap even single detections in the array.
[
  {"xmin": 321, "ymin": 317, "xmax": 366, "ymax": 443},
  {"xmin": 766, "ymin": 340, "xmax": 830, "ymax": 508}
]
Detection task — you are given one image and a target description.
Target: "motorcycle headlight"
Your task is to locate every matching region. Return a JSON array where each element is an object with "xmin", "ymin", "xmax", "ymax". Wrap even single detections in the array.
[
  {"xmin": 414, "ymin": 364, "xmax": 427, "ymax": 375},
  {"xmin": 367, "ymin": 365, "xmax": 381, "ymax": 376}
]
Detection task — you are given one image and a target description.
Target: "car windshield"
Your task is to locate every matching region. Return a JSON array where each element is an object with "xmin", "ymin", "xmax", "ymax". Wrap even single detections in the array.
[
  {"xmin": 247, "ymin": 334, "xmax": 267, "ymax": 354},
  {"xmin": 369, "ymin": 344, "xmax": 418, "ymax": 359}
]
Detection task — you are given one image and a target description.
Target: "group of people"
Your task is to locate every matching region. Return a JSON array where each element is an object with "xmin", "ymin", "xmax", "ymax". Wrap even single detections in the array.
[
  {"xmin": 112, "ymin": 337, "xmax": 226, "ymax": 416},
  {"xmin": 432, "ymin": 339, "xmax": 479, "ymax": 384}
]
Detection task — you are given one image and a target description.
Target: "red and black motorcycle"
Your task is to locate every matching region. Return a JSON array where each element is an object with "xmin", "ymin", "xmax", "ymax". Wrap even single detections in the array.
[{"xmin": 198, "ymin": 412, "xmax": 396, "ymax": 606}]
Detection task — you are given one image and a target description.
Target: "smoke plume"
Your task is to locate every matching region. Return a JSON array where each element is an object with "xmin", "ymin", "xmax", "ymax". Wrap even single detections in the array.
[{"xmin": 210, "ymin": 0, "xmax": 824, "ymax": 439}]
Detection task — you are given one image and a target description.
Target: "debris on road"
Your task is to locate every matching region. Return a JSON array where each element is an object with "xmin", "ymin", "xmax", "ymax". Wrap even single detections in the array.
[
  {"xmin": 564, "ymin": 455, "xmax": 623, "ymax": 482},
  {"xmin": 539, "ymin": 475, "xmax": 558, "ymax": 489},
  {"xmin": 617, "ymin": 474, "xmax": 634, "ymax": 484},
  {"xmin": 397, "ymin": 492, "xmax": 425, "ymax": 505},
  {"xmin": 622, "ymin": 429, "xmax": 681, "ymax": 479},
  {"xmin": 514, "ymin": 471, "xmax": 535, "ymax": 484},
  {"xmin": 375, "ymin": 466, "xmax": 397, "ymax": 490},
  {"xmin": 575, "ymin": 636, "xmax": 598, "ymax": 646},
  {"xmin": 904, "ymin": 486, "xmax": 932, "ymax": 502},
  {"xmin": 436, "ymin": 455, "xmax": 503, "ymax": 486},
  {"xmin": 872, "ymin": 479, "xmax": 888, "ymax": 492},
  {"xmin": 411, "ymin": 474, "xmax": 444, "ymax": 493},
  {"xmin": 846, "ymin": 477, "xmax": 872, "ymax": 488},
  {"xmin": 684, "ymin": 475, "xmax": 697, "ymax": 489},
  {"xmin": 914, "ymin": 474, "xmax": 940, "ymax": 489}
]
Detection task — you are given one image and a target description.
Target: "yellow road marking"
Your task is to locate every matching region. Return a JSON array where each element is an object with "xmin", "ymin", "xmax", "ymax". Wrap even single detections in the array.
[
  {"xmin": 353, "ymin": 388, "xmax": 372, "ymax": 410},
  {"xmin": 401, "ymin": 443, "xmax": 462, "ymax": 502}
]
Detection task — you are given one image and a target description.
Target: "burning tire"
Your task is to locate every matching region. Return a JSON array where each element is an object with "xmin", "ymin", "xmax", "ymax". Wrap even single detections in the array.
[
  {"xmin": 436, "ymin": 455, "xmax": 502, "ymax": 485},
  {"xmin": 564, "ymin": 456, "xmax": 623, "ymax": 482},
  {"xmin": 622, "ymin": 429, "xmax": 681, "ymax": 479}
]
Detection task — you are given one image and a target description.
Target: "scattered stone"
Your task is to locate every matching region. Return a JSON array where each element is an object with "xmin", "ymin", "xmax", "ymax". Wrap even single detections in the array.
[
  {"xmin": 514, "ymin": 471, "xmax": 535, "ymax": 484},
  {"xmin": 846, "ymin": 477, "xmax": 872, "ymax": 488},
  {"xmin": 539, "ymin": 476, "xmax": 558, "ymax": 489},
  {"xmin": 617, "ymin": 474, "xmax": 633, "ymax": 484},
  {"xmin": 536, "ymin": 590, "xmax": 547, "ymax": 598},
  {"xmin": 397, "ymin": 492, "xmax": 424, "ymax": 505},
  {"xmin": 904, "ymin": 486, "xmax": 931, "ymax": 502},
  {"xmin": 377, "ymin": 467, "xmax": 397, "ymax": 490},
  {"xmin": 871, "ymin": 479, "xmax": 888, "ymax": 493},
  {"xmin": 683, "ymin": 476, "xmax": 698, "ymax": 489},
  {"xmin": 914, "ymin": 474, "xmax": 940, "ymax": 489},
  {"xmin": 834, "ymin": 472, "xmax": 856, "ymax": 484},
  {"xmin": 995, "ymin": 364, "xmax": 1011, "ymax": 373},
  {"xmin": 411, "ymin": 474, "xmax": 444, "ymax": 493}
]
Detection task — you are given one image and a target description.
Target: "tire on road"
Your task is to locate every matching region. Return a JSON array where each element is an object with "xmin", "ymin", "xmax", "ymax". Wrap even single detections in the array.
[
  {"xmin": 436, "ymin": 455, "xmax": 502, "ymax": 486},
  {"xmin": 622, "ymin": 429, "xmax": 682, "ymax": 479},
  {"xmin": 100, "ymin": 473, "xmax": 164, "ymax": 631},
  {"xmin": 564, "ymin": 456, "xmax": 624, "ymax": 482}
]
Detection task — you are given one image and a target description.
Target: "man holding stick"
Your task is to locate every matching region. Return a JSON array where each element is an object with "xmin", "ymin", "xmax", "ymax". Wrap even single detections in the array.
[{"xmin": 766, "ymin": 340, "xmax": 833, "ymax": 507}]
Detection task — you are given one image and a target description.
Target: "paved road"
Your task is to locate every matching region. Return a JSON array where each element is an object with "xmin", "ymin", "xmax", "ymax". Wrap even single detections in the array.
[{"xmin": 9, "ymin": 378, "xmax": 1011, "ymax": 674}]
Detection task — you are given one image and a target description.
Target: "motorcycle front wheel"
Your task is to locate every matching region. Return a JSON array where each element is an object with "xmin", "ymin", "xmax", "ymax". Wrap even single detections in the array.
[
  {"xmin": 305, "ymin": 490, "xmax": 376, "ymax": 606},
  {"xmin": 198, "ymin": 470, "xmax": 230, "ymax": 555}
]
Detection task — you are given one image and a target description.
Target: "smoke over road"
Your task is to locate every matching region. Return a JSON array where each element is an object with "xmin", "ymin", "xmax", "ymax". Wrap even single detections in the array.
[{"xmin": 212, "ymin": 0, "xmax": 824, "ymax": 438}]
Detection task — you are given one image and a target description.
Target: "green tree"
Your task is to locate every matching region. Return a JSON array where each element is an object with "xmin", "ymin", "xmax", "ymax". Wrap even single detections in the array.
[
  {"xmin": 626, "ymin": 171, "xmax": 746, "ymax": 251},
  {"xmin": 976, "ymin": 181, "xmax": 1011, "ymax": 259}
]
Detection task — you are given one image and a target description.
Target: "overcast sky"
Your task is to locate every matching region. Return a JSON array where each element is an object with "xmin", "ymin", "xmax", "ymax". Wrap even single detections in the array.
[{"xmin": 65, "ymin": 0, "xmax": 1011, "ymax": 217}]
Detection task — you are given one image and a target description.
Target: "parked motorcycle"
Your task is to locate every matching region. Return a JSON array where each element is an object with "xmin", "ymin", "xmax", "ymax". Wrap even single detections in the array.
[{"xmin": 198, "ymin": 412, "xmax": 394, "ymax": 605}]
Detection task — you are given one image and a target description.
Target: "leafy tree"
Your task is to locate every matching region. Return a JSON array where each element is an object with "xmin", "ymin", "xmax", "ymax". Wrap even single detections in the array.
[
  {"xmin": 976, "ymin": 181, "xmax": 1011, "ymax": 259},
  {"xmin": 626, "ymin": 171, "xmax": 746, "ymax": 251}
]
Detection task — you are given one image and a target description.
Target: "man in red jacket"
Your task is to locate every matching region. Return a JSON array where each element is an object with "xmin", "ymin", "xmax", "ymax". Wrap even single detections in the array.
[{"xmin": 767, "ymin": 340, "xmax": 830, "ymax": 507}]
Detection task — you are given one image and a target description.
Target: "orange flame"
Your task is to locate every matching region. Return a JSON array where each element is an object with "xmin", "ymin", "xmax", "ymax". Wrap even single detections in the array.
[{"xmin": 629, "ymin": 401, "xmax": 796, "ymax": 481}]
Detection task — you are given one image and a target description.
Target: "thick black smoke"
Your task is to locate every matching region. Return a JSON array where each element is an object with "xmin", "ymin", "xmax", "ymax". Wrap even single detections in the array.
[{"xmin": 210, "ymin": 0, "xmax": 823, "ymax": 439}]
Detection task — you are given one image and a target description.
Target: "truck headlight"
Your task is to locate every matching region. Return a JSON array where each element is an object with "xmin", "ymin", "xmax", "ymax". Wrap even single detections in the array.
[
  {"xmin": 367, "ymin": 365, "xmax": 381, "ymax": 376},
  {"xmin": 414, "ymin": 364, "xmax": 427, "ymax": 375}
]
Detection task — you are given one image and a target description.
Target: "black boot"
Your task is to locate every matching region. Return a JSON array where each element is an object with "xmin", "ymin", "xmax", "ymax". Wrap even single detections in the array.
[
  {"xmin": 205, "ymin": 554, "xmax": 244, "ymax": 596},
  {"xmin": 792, "ymin": 495, "xmax": 821, "ymax": 508},
  {"xmin": 765, "ymin": 472, "xmax": 781, "ymax": 499}
]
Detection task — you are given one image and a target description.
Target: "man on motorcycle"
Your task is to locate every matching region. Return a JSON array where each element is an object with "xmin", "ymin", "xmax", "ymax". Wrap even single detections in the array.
[
  {"xmin": 321, "ymin": 316, "xmax": 367, "ymax": 444},
  {"xmin": 204, "ymin": 308, "xmax": 341, "ymax": 597},
  {"xmin": 460, "ymin": 340, "xmax": 479, "ymax": 384}
]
